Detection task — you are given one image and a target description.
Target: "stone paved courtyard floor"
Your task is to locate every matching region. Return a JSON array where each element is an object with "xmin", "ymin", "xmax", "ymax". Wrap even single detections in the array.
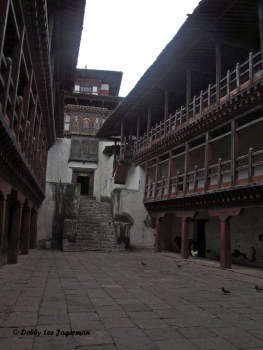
[{"xmin": 1, "ymin": 250, "xmax": 263, "ymax": 350}]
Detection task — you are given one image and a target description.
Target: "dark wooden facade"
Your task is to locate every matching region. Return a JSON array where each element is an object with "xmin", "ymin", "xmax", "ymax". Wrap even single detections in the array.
[
  {"xmin": 98, "ymin": 0, "xmax": 263, "ymax": 268},
  {"xmin": 0, "ymin": 0, "xmax": 85, "ymax": 264}
]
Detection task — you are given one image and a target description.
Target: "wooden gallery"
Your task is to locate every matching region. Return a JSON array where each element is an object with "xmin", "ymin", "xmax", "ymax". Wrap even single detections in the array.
[
  {"xmin": 0, "ymin": 0, "xmax": 85, "ymax": 264},
  {"xmin": 98, "ymin": 0, "xmax": 263, "ymax": 268}
]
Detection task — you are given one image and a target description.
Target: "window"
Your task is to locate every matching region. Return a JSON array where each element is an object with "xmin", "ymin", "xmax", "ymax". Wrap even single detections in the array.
[
  {"xmin": 74, "ymin": 85, "xmax": 80, "ymax": 92},
  {"xmin": 70, "ymin": 137, "xmax": 99, "ymax": 162},
  {"xmin": 64, "ymin": 114, "xmax": 70, "ymax": 131}
]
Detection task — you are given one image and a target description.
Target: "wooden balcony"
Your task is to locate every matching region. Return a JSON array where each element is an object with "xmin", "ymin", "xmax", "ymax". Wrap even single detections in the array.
[
  {"xmin": 113, "ymin": 138, "xmax": 133, "ymax": 184},
  {"xmin": 135, "ymin": 51, "xmax": 263, "ymax": 156},
  {"xmin": 144, "ymin": 148, "xmax": 263, "ymax": 204}
]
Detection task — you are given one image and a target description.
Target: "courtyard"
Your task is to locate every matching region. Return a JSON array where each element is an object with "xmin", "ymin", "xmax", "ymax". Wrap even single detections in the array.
[{"xmin": 0, "ymin": 250, "xmax": 263, "ymax": 350}]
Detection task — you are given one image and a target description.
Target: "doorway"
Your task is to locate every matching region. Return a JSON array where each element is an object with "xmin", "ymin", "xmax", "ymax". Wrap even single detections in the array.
[
  {"xmin": 77, "ymin": 176, "xmax": 90, "ymax": 195},
  {"xmin": 72, "ymin": 168, "xmax": 95, "ymax": 196},
  {"xmin": 196, "ymin": 220, "xmax": 206, "ymax": 257}
]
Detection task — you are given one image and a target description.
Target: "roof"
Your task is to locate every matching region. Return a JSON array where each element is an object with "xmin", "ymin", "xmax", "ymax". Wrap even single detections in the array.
[
  {"xmin": 97, "ymin": 0, "xmax": 259, "ymax": 138},
  {"xmin": 75, "ymin": 69, "xmax": 123, "ymax": 97}
]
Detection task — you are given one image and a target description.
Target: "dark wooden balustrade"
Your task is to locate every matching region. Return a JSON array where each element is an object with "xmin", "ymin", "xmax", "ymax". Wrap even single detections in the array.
[
  {"xmin": 135, "ymin": 51, "xmax": 263, "ymax": 153},
  {"xmin": 144, "ymin": 148, "xmax": 263, "ymax": 202}
]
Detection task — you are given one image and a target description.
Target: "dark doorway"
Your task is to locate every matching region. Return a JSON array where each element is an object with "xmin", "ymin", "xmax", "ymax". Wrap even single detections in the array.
[
  {"xmin": 196, "ymin": 221, "xmax": 206, "ymax": 257},
  {"xmin": 77, "ymin": 176, "xmax": 90, "ymax": 195}
]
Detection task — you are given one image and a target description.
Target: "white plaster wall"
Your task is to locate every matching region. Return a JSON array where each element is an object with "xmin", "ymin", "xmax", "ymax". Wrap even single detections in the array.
[
  {"xmin": 112, "ymin": 166, "xmax": 155, "ymax": 249},
  {"xmin": 37, "ymin": 182, "xmax": 54, "ymax": 242},
  {"xmin": 46, "ymin": 138, "xmax": 71, "ymax": 183}
]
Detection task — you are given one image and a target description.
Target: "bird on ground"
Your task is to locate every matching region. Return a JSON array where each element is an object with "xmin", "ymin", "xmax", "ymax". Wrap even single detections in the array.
[
  {"xmin": 222, "ymin": 287, "xmax": 230, "ymax": 295},
  {"xmin": 191, "ymin": 249, "xmax": 198, "ymax": 257},
  {"xmin": 177, "ymin": 263, "xmax": 182, "ymax": 268},
  {"xmin": 255, "ymin": 285, "xmax": 263, "ymax": 291},
  {"xmin": 141, "ymin": 260, "xmax": 147, "ymax": 266}
]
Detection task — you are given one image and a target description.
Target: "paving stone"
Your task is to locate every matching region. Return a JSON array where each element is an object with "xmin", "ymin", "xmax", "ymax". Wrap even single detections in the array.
[
  {"xmin": 190, "ymin": 336, "xmax": 239, "ymax": 349},
  {"xmin": 155, "ymin": 338, "xmax": 199, "ymax": 350},
  {"xmin": 103, "ymin": 317, "xmax": 135, "ymax": 329},
  {"xmin": 4, "ymin": 311, "xmax": 38, "ymax": 327},
  {"xmin": 37, "ymin": 314, "xmax": 70, "ymax": 325},
  {"xmin": 0, "ymin": 337, "xmax": 34, "ymax": 350},
  {"xmin": 178, "ymin": 326, "xmax": 218, "ymax": 339}
]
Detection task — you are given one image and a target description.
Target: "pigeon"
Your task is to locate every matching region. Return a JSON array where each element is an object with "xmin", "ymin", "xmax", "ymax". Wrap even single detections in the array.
[
  {"xmin": 222, "ymin": 287, "xmax": 230, "ymax": 295},
  {"xmin": 255, "ymin": 285, "xmax": 263, "ymax": 291},
  {"xmin": 141, "ymin": 260, "xmax": 147, "ymax": 266},
  {"xmin": 177, "ymin": 263, "xmax": 182, "ymax": 268}
]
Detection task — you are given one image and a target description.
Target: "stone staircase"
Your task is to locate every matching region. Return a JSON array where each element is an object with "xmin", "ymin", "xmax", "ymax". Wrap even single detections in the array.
[{"xmin": 63, "ymin": 196, "xmax": 124, "ymax": 252}]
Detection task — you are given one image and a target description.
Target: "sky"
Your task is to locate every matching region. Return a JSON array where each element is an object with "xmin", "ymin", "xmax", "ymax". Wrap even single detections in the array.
[{"xmin": 77, "ymin": 0, "xmax": 201, "ymax": 97}]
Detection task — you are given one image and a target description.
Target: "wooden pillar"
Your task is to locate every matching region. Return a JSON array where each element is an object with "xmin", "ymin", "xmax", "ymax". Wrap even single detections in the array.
[
  {"xmin": 155, "ymin": 213, "xmax": 166, "ymax": 252},
  {"xmin": 220, "ymin": 216, "xmax": 231, "ymax": 269},
  {"xmin": 120, "ymin": 118, "xmax": 124, "ymax": 143},
  {"xmin": 176, "ymin": 211, "xmax": 196, "ymax": 259},
  {"xmin": 204, "ymin": 132, "xmax": 211, "ymax": 191},
  {"xmin": 186, "ymin": 70, "xmax": 191, "ymax": 120},
  {"xmin": 258, "ymin": 0, "xmax": 263, "ymax": 65},
  {"xmin": 20, "ymin": 202, "xmax": 32, "ymax": 255},
  {"xmin": 0, "ymin": 193, "xmax": 8, "ymax": 260},
  {"xmin": 231, "ymin": 119, "xmax": 238, "ymax": 186},
  {"xmin": 147, "ymin": 105, "xmax": 151, "ymax": 140},
  {"xmin": 29, "ymin": 208, "xmax": 38, "ymax": 249},
  {"xmin": 7, "ymin": 193, "xmax": 25, "ymax": 264},
  {"xmin": 181, "ymin": 218, "xmax": 189, "ymax": 259},
  {"xmin": 164, "ymin": 90, "xmax": 169, "ymax": 133},
  {"xmin": 209, "ymin": 208, "xmax": 242, "ymax": 269},
  {"xmin": 216, "ymin": 44, "xmax": 222, "ymax": 102}
]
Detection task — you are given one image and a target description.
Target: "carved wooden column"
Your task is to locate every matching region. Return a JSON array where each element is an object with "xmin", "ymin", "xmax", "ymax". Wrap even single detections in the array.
[
  {"xmin": 155, "ymin": 213, "xmax": 166, "ymax": 252},
  {"xmin": 0, "ymin": 194, "xmax": 8, "ymax": 260},
  {"xmin": 29, "ymin": 208, "xmax": 38, "ymax": 249},
  {"xmin": 20, "ymin": 201, "xmax": 33, "ymax": 255},
  {"xmin": 176, "ymin": 211, "xmax": 196, "ymax": 259},
  {"xmin": 0, "ymin": 180, "xmax": 11, "ymax": 260},
  {"xmin": 209, "ymin": 208, "xmax": 242, "ymax": 269},
  {"xmin": 219, "ymin": 216, "xmax": 231, "ymax": 268},
  {"xmin": 7, "ymin": 193, "xmax": 25, "ymax": 264}
]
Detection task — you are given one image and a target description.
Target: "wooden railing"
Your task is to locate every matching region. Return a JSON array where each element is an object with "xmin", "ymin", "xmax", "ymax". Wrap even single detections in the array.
[
  {"xmin": 135, "ymin": 51, "xmax": 263, "ymax": 153},
  {"xmin": 144, "ymin": 148, "xmax": 263, "ymax": 201}
]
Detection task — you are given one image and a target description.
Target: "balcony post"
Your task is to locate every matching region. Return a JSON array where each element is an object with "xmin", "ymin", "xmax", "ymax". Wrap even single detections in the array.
[
  {"xmin": 248, "ymin": 147, "xmax": 254, "ymax": 183},
  {"xmin": 147, "ymin": 105, "xmax": 151, "ymax": 143},
  {"xmin": 186, "ymin": 70, "xmax": 191, "ymax": 121},
  {"xmin": 216, "ymin": 44, "xmax": 222, "ymax": 103},
  {"xmin": 259, "ymin": 0, "xmax": 263, "ymax": 68},
  {"xmin": 183, "ymin": 143, "xmax": 190, "ymax": 193},
  {"xmin": 154, "ymin": 157, "xmax": 160, "ymax": 199},
  {"xmin": 231, "ymin": 120, "xmax": 238, "ymax": 187},
  {"xmin": 164, "ymin": 89, "xmax": 169, "ymax": 134},
  {"xmin": 204, "ymin": 132, "xmax": 211, "ymax": 191},
  {"xmin": 0, "ymin": 0, "xmax": 11, "ymax": 64},
  {"xmin": 167, "ymin": 151, "xmax": 173, "ymax": 197}
]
